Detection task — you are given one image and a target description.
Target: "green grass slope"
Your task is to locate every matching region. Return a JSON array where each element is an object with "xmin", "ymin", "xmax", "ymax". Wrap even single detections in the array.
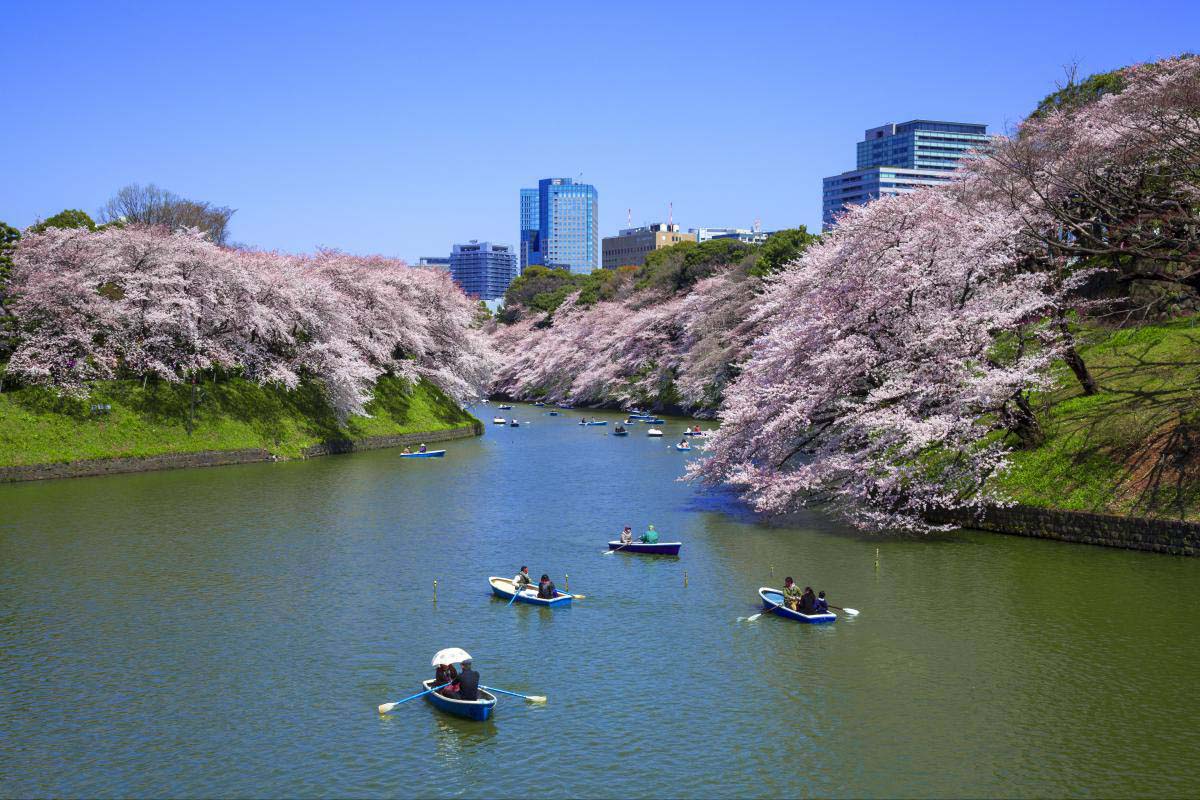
[
  {"xmin": 0, "ymin": 376, "xmax": 478, "ymax": 467},
  {"xmin": 1000, "ymin": 316, "xmax": 1200, "ymax": 519}
]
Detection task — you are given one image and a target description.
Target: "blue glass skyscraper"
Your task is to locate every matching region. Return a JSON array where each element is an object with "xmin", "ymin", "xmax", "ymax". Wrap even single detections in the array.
[
  {"xmin": 822, "ymin": 120, "xmax": 991, "ymax": 229},
  {"xmin": 518, "ymin": 178, "xmax": 599, "ymax": 274},
  {"xmin": 449, "ymin": 240, "xmax": 518, "ymax": 300}
]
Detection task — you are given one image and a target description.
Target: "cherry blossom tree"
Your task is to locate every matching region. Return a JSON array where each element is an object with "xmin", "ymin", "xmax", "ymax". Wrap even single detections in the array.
[
  {"xmin": 6, "ymin": 225, "xmax": 492, "ymax": 418},
  {"xmin": 689, "ymin": 189, "xmax": 1093, "ymax": 532}
]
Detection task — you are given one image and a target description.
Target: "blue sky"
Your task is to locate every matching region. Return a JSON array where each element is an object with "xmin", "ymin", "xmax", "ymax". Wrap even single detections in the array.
[{"xmin": 3, "ymin": 0, "xmax": 1197, "ymax": 260}]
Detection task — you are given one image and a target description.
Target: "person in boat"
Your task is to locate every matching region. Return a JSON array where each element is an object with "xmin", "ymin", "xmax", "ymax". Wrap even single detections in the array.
[
  {"xmin": 641, "ymin": 524, "xmax": 659, "ymax": 544},
  {"xmin": 815, "ymin": 590, "xmax": 829, "ymax": 614},
  {"xmin": 783, "ymin": 577, "xmax": 802, "ymax": 611},
  {"xmin": 800, "ymin": 586, "xmax": 818, "ymax": 614},
  {"xmin": 401, "ymin": 447, "xmax": 412, "ymax": 454},
  {"xmin": 418, "ymin": 443, "xmax": 427, "ymax": 453},
  {"xmin": 513, "ymin": 566, "xmax": 533, "ymax": 593},
  {"xmin": 536, "ymin": 574, "xmax": 557, "ymax": 599},
  {"xmin": 435, "ymin": 662, "xmax": 459, "ymax": 696},
  {"xmin": 620, "ymin": 525, "xmax": 633, "ymax": 544},
  {"xmin": 678, "ymin": 437, "xmax": 689, "ymax": 448},
  {"xmin": 693, "ymin": 425, "xmax": 702, "ymax": 435},
  {"xmin": 445, "ymin": 659, "xmax": 479, "ymax": 701},
  {"xmin": 615, "ymin": 425, "xmax": 626, "ymax": 433}
]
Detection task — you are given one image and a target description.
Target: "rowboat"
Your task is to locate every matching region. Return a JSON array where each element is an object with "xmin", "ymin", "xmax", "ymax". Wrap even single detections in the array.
[
  {"xmin": 682, "ymin": 430, "xmax": 707, "ymax": 437},
  {"xmin": 492, "ymin": 417, "xmax": 506, "ymax": 424},
  {"xmin": 421, "ymin": 679, "xmax": 496, "ymax": 721},
  {"xmin": 489, "ymin": 577, "xmax": 572, "ymax": 607},
  {"xmin": 498, "ymin": 404, "xmax": 513, "ymax": 410},
  {"xmin": 644, "ymin": 418, "xmax": 666, "ymax": 424},
  {"xmin": 612, "ymin": 429, "xmax": 629, "ymax": 436},
  {"xmin": 556, "ymin": 403, "xmax": 575, "ymax": 409},
  {"xmin": 400, "ymin": 450, "xmax": 446, "ymax": 458},
  {"xmin": 509, "ymin": 421, "xmax": 520, "ymax": 427},
  {"xmin": 607, "ymin": 540, "xmax": 682, "ymax": 556},
  {"xmin": 587, "ymin": 420, "xmax": 608, "ymax": 426},
  {"xmin": 757, "ymin": 587, "xmax": 837, "ymax": 624},
  {"xmin": 675, "ymin": 444, "xmax": 691, "ymax": 451},
  {"xmin": 547, "ymin": 411, "xmax": 560, "ymax": 416},
  {"xmin": 647, "ymin": 428, "xmax": 664, "ymax": 437},
  {"xmin": 533, "ymin": 402, "xmax": 546, "ymax": 407}
]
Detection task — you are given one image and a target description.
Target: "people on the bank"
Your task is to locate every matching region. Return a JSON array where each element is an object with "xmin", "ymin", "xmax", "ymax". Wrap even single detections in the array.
[
  {"xmin": 418, "ymin": 443, "xmax": 427, "ymax": 453},
  {"xmin": 537, "ymin": 574, "xmax": 558, "ymax": 599},
  {"xmin": 783, "ymin": 577, "xmax": 802, "ymax": 611},
  {"xmin": 513, "ymin": 565, "xmax": 532, "ymax": 592},
  {"xmin": 800, "ymin": 586, "xmax": 817, "ymax": 614},
  {"xmin": 641, "ymin": 524, "xmax": 659, "ymax": 544},
  {"xmin": 815, "ymin": 590, "xmax": 829, "ymax": 614},
  {"xmin": 435, "ymin": 662, "xmax": 458, "ymax": 692},
  {"xmin": 620, "ymin": 525, "xmax": 634, "ymax": 544}
]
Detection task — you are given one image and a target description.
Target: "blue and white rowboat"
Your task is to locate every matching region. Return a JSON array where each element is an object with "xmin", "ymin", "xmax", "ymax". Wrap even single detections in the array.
[
  {"xmin": 489, "ymin": 577, "xmax": 572, "ymax": 607},
  {"xmin": 421, "ymin": 679, "xmax": 496, "ymax": 721},
  {"xmin": 400, "ymin": 450, "xmax": 446, "ymax": 458},
  {"xmin": 607, "ymin": 540, "xmax": 682, "ymax": 556},
  {"xmin": 587, "ymin": 420, "xmax": 608, "ymax": 426},
  {"xmin": 757, "ymin": 587, "xmax": 837, "ymax": 624}
]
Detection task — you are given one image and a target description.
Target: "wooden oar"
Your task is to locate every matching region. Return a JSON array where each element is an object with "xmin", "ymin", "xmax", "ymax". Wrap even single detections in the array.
[
  {"xmin": 482, "ymin": 685, "xmax": 547, "ymax": 703},
  {"xmin": 507, "ymin": 581, "xmax": 528, "ymax": 607},
  {"xmin": 603, "ymin": 540, "xmax": 630, "ymax": 555},
  {"xmin": 830, "ymin": 604, "xmax": 860, "ymax": 616},
  {"xmin": 744, "ymin": 599, "xmax": 783, "ymax": 623},
  {"xmin": 378, "ymin": 681, "xmax": 450, "ymax": 714}
]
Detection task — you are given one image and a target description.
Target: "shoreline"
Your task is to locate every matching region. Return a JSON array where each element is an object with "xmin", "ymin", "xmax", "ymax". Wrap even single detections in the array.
[{"xmin": 0, "ymin": 422, "xmax": 483, "ymax": 484}]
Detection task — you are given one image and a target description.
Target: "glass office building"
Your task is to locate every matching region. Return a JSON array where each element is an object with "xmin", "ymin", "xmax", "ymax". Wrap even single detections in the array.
[
  {"xmin": 449, "ymin": 240, "xmax": 518, "ymax": 300},
  {"xmin": 518, "ymin": 178, "xmax": 599, "ymax": 274},
  {"xmin": 822, "ymin": 120, "xmax": 991, "ymax": 229}
]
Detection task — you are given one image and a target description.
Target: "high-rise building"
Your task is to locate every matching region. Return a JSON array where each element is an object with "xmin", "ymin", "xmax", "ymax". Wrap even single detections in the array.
[
  {"xmin": 518, "ymin": 178, "xmax": 599, "ymax": 274},
  {"xmin": 449, "ymin": 241, "xmax": 518, "ymax": 300},
  {"xmin": 602, "ymin": 223, "xmax": 695, "ymax": 269},
  {"xmin": 822, "ymin": 120, "xmax": 991, "ymax": 229}
]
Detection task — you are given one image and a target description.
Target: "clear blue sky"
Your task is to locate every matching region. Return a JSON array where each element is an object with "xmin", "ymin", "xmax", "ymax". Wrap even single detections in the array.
[{"xmin": 3, "ymin": 0, "xmax": 1197, "ymax": 260}]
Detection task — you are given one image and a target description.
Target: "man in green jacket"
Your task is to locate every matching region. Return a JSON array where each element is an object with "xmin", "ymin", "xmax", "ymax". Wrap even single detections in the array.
[
  {"xmin": 641, "ymin": 524, "xmax": 659, "ymax": 544},
  {"xmin": 783, "ymin": 577, "xmax": 802, "ymax": 611}
]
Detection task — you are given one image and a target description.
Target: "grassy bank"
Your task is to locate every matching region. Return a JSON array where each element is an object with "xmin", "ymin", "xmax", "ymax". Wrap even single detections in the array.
[
  {"xmin": 999, "ymin": 316, "xmax": 1200, "ymax": 519},
  {"xmin": 0, "ymin": 376, "xmax": 478, "ymax": 467}
]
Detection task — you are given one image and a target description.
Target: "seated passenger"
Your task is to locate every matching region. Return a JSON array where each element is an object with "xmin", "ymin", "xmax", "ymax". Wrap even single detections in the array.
[
  {"xmin": 641, "ymin": 525, "xmax": 659, "ymax": 544},
  {"xmin": 800, "ymin": 587, "xmax": 817, "ymax": 614},
  {"xmin": 620, "ymin": 526, "xmax": 633, "ymax": 544},
  {"xmin": 815, "ymin": 591, "xmax": 829, "ymax": 613},
  {"xmin": 418, "ymin": 443, "xmax": 427, "ymax": 453},
  {"xmin": 435, "ymin": 662, "xmax": 458, "ymax": 695},
  {"xmin": 537, "ymin": 574, "xmax": 557, "ymax": 599},
  {"xmin": 513, "ymin": 565, "xmax": 532, "ymax": 592}
]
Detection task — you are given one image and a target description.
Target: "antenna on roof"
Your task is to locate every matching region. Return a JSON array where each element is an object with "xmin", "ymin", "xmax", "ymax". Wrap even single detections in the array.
[
  {"xmin": 753, "ymin": 218, "xmax": 762, "ymax": 233},
  {"xmin": 668, "ymin": 202, "xmax": 674, "ymax": 228},
  {"xmin": 627, "ymin": 208, "xmax": 632, "ymax": 227}
]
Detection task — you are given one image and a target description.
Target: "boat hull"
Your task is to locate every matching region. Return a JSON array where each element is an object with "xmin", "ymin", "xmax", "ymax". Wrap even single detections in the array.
[
  {"xmin": 587, "ymin": 421, "xmax": 608, "ymax": 426},
  {"xmin": 607, "ymin": 541, "xmax": 682, "ymax": 555},
  {"xmin": 758, "ymin": 588, "xmax": 837, "ymax": 624},
  {"xmin": 422, "ymin": 679, "xmax": 496, "ymax": 721},
  {"xmin": 612, "ymin": 431, "xmax": 629, "ymax": 436},
  {"xmin": 400, "ymin": 450, "xmax": 446, "ymax": 458},
  {"xmin": 489, "ymin": 577, "xmax": 572, "ymax": 607}
]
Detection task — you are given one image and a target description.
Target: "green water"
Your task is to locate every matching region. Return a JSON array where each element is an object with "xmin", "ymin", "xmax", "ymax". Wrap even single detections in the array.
[{"xmin": 2, "ymin": 404, "xmax": 1198, "ymax": 798}]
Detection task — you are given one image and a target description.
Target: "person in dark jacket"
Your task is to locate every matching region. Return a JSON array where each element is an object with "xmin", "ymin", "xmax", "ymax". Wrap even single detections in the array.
[
  {"xmin": 537, "ymin": 574, "xmax": 557, "ymax": 599},
  {"xmin": 455, "ymin": 659, "xmax": 480, "ymax": 701},
  {"xmin": 815, "ymin": 591, "xmax": 829, "ymax": 613},
  {"xmin": 800, "ymin": 586, "xmax": 817, "ymax": 614}
]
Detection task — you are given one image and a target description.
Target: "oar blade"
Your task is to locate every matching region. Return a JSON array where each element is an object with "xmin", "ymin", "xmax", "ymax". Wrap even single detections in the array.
[
  {"xmin": 377, "ymin": 702, "xmax": 396, "ymax": 714},
  {"xmin": 525, "ymin": 695, "xmax": 547, "ymax": 703},
  {"xmin": 744, "ymin": 612, "xmax": 763, "ymax": 622},
  {"xmin": 843, "ymin": 607, "xmax": 860, "ymax": 616}
]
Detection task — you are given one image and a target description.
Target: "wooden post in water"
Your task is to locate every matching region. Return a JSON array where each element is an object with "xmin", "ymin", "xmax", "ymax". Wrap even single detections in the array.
[
  {"xmin": 564, "ymin": 574, "xmax": 569, "ymax": 591},
  {"xmin": 770, "ymin": 564, "xmax": 775, "ymax": 578},
  {"xmin": 874, "ymin": 548, "xmax": 880, "ymax": 570},
  {"xmin": 683, "ymin": 571, "xmax": 688, "ymax": 588},
  {"xmin": 433, "ymin": 580, "xmax": 438, "ymax": 604}
]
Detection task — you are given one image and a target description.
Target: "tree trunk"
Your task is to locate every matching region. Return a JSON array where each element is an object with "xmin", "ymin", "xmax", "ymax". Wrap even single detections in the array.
[
  {"xmin": 187, "ymin": 375, "xmax": 197, "ymax": 436},
  {"xmin": 1058, "ymin": 319, "xmax": 1098, "ymax": 395},
  {"xmin": 1010, "ymin": 392, "xmax": 1045, "ymax": 448}
]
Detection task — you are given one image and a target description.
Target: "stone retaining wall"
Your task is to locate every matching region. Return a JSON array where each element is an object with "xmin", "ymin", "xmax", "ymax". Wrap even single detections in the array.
[
  {"xmin": 0, "ymin": 422, "xmax": 483, "ymax": 483},
  {"xmin": 932, "ymin": 505, "xmax": 1200, "ymax": 556}
]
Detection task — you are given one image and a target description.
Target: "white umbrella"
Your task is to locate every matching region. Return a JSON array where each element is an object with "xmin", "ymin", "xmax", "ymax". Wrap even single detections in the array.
[{"xmin": 431, "ymin": 647, "xmax": 472, "ymax": 667}]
